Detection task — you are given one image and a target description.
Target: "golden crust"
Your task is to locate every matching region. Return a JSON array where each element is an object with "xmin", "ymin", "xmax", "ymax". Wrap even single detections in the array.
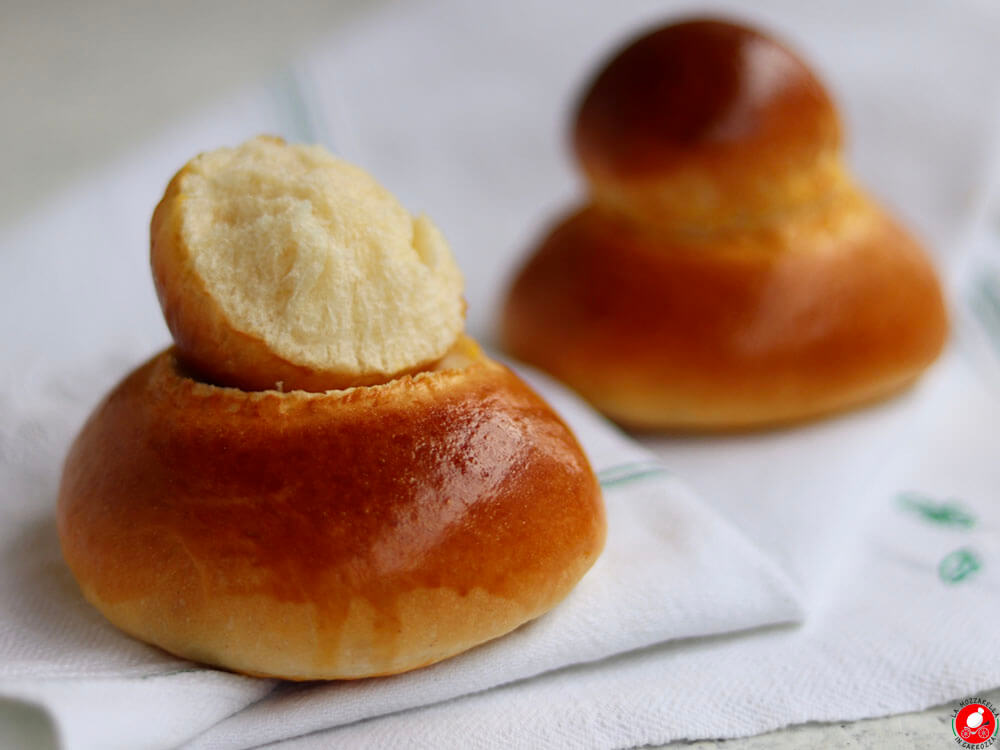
[
  {"xmin": 574, "ymin": 19, "xmax": 843, "ymax": 228},
  {"xmin": 57, "ymin": 345, "xmax": 605, "ymax": 679},
  {"xmin": 502, "ymin": 202, "xmax": 947, "ymax": 430}
]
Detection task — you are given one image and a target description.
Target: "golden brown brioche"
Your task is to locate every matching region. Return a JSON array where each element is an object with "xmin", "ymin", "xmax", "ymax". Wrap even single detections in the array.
[
  {"xmin": 152, "ymin": 136, "xmax": 465, "ymax": 392},
  {"xmin": 502, "ymin": 18, "xmax": 947, "ymax": 430},
  {"xmin": 574, "ymin": 19, "xmax": 845, "ymax": 231},
  {"xmin": 58, "ymin": 339, "xmax": 605, "ymax": 679},
  {"xmin": 60, "ymin": 137, "xmax": 606, "ymax": 679},
  {"xmin": 504, "ymin": 203, "xmax": 946, "ymax": 430}
]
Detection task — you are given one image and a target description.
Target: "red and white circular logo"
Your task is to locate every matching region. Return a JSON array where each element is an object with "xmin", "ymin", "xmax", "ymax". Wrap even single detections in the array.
[{"xmin": 953, "ymin": 700, "xmax": 997, "ymax": 746}]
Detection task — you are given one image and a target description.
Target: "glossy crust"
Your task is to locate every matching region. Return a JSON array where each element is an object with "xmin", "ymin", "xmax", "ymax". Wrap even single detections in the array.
[
  {"xmin": 503, "ymin": 202, "xmax": 947, "ymax": 430},
  {"xmin": 503, "ymin": 17, "xmax": 948, "ymax": 429},
  {"xmin": 57, "ymin": 346, "xmax": 605, "ymax": 679},
  {"xmin": 574, "ymin": 19, "xmax": 843, "ymax": 229}
]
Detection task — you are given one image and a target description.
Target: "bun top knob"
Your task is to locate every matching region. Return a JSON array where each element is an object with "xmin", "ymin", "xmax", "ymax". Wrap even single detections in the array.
[
  {"xmin": 151, "ymin": 136, "xmax": 466, "ymax": 392},
  {"xmin": 573, "ymin": 19, "xmax": 846, "ymax": 230}
]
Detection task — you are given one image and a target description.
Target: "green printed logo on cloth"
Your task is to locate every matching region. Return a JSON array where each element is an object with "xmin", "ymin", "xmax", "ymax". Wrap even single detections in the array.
[
  {"xmin": 897, "ymin": 491, "xmax": 977, "ymax": 528},
  {"xmin": 939, "ymin": 548, "xmax": 982, "ymax": 584},
  {"xmin": 896, "ymin": 492, "xmax": 982, "ymax": 584}
]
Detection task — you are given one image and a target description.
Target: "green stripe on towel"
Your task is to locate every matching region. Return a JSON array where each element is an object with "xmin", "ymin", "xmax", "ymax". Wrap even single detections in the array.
[{"xmin": 597, "ymin": 461, "xmax": 671, "ymax": 489}]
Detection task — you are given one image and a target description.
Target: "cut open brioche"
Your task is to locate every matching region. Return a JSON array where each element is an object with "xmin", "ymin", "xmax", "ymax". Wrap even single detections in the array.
[
  {"xmin": 152, "ymin": 136, "xmax": 465, "ymax": 391},
  {"xmin": 61, "ymin": 138, "xmax": 606, "ymax": 680}
]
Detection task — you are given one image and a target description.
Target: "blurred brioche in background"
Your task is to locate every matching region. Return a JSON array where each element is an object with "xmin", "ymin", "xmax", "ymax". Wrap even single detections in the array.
[
  {"xmin": 573, "ymin": 19, "xmax": 845, "ymax": 231},
  {"xmin": 502, "ymin": 18, "xmax": 948, "ymax": 430}
]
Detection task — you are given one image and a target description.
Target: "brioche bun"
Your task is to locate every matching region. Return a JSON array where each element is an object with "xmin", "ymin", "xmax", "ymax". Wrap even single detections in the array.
[
  {"xmin": 61, "ymin": 137, "xmax": 605, "ymax": 679},
  {"xmin": 502, "ymin": 18, "xmax": 947, "ymax": 429},
  {"xmin": 58, "ymin": 340, "xmax": 605, "ymax": 679}
]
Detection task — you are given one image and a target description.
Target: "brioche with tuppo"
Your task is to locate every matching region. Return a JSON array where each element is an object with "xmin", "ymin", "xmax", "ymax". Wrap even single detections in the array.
[
  {"xmin": 58, "ymin": 137, "xmax": 605, "ymax": 680},
  {"xmin": 502, "ymin": 19, "xmax": 948, "ymax": 430}
]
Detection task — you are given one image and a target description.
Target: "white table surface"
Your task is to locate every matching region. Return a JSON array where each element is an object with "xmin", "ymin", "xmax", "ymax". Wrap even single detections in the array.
[{"xmin": 2, "ymin": 1, "xmax": 993, "ymax": 747}]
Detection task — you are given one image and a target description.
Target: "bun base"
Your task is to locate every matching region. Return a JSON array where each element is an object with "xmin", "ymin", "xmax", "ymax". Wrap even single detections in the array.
[
  {"xmin": 502, "ymin": 202, "xmax": 947, "ymax": 430},
  {"xmin": 58, "ymin": 345, "xmax": 605, "ymax": 679}
]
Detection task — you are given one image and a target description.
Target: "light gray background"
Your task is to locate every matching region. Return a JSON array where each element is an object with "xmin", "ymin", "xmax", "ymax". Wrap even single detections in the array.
[
  {"xmin": 0, "ymin": 0, "xmax": 370, "ymax": 228},
  {"xmin": 1, "ymin": 1, "xmax": 994, "ymax": 747}
]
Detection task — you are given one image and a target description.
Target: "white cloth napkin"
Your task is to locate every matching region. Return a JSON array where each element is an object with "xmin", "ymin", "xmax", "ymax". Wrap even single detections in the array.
[{"xmin": 2, "ymin": 0, "xmax": 1000, "ymax": 747}]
